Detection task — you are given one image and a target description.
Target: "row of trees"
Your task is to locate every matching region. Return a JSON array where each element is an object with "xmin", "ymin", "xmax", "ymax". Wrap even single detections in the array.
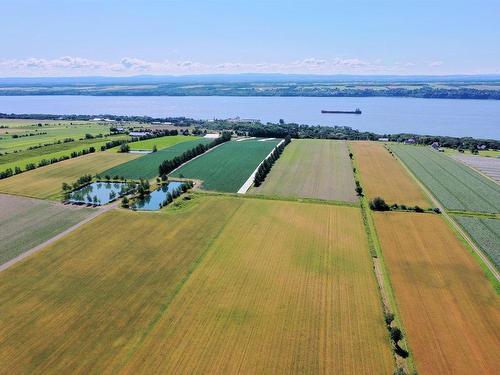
[
  {"xmin": 369, "ymin": 196, "xmax": 440, "ymax": 214},
  {"xmin": 158, "ymin": 132, "xmax": 231, "ymax": 178},
  {"xmin": 254, "ymin": 135, "xmax": 291, "ymax": 186}
]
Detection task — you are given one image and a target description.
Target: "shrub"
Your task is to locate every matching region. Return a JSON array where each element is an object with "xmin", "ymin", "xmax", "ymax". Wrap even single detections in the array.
[
  {"xmin": 414, "ymin": 205, "xmax": 424, "ymax": 213},
  {"xmin": 369, "ymin": 197, "xmax": 390, "ymax": 211}
]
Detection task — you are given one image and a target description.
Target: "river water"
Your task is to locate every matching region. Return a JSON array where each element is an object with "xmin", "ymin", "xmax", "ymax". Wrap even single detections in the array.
[{"xmin": 0, "ymin": 95, "xmax": 498, "ymax": 139}]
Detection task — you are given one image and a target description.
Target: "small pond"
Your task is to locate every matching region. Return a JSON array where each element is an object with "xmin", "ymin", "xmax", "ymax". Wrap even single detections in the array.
[
  {"xmin": 69, "ymin": 181, "xmax": 132, "ymax": 205},
  {"xmin": 132, "ymin": 182, "xmax": 184, "ymax": 211}
]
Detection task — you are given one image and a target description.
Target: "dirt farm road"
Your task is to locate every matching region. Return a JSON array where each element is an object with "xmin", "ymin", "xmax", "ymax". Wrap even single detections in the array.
[{"xmin": 0, "ymin": 202, "xmax": 117, "ymax": 273}]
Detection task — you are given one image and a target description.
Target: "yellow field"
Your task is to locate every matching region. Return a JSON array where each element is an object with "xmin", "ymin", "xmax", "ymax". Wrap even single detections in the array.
[
  {"xmin": 0, "ymin": 196, "xmax": 393, "ymax": 374},
  {"xmin": 375, "ymin": 212, "xmax": 500, "ymax": 375},
  {"xmin": 122, "ymin": 199, "xmax": 393, "ymax": 374},
  {"xmin": 0, "ymin": 152, "xmax": 139, "ymax": 200},
  {"xmin": 0, "ymin": 197, "xmax": 243, "ymax": 374},
  {"xmin": 350, "ymin": 141, "xmax": 429, "ymax": 207}
]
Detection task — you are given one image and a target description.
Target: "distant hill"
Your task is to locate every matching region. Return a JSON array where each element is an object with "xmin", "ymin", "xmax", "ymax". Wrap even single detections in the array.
[{"xmin": 1, "ymin": 73, "xmax": 500, "ymax": 86}]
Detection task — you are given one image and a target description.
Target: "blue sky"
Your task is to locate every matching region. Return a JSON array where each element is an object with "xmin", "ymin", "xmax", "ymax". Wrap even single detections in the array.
[{"xmin": 1, "ymin": 0, "xmax": 499, "ymax": 76}]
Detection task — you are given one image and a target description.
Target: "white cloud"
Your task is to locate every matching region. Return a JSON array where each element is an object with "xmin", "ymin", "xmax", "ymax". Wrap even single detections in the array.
[
  {"xmin": 0, "ymin": 56, "xmax": 451, "ymax": 76},
  {"xmin": 428, "ymin": 60, "xmax": 444, "ymax": 67}
]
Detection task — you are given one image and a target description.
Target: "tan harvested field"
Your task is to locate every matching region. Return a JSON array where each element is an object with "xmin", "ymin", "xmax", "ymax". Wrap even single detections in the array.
[
  {"xmin": 0, "ymin": 196, "xmax": 243, "ymax": 374},
  {"xmin": 0, "ymin": 196, "xmax": 393, "ymax": 374},
  {"xmin": 252, "ymin": 139, "xmax": 357, "ymax": 202},
  {"xmin": 374, "ymin": 212, "xmax": 500, "ymax": 375},
  {"xmin": 123, "ymin": 199, "xmax": 393, "ymax": 374},
  {"xmin": 0, "ymin": 151, "xmax": 139, "ymax": 200},
  {"xmin": 350, "ymin": 141, "xmax": 429, "ymax": 207}
]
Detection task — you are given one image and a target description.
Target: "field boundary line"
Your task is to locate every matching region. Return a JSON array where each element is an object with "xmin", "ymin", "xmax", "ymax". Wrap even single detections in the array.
[
  {"xmin": 237, "ymin": 139, "xmax": 284, "ymax": 194},
  {"xmin": 391, "ymin": 148, "xmax": 500, "ymax": 282},
  {"xmin": 450, "ymin": 153, "xmax": 499, "ymax": 185},
  {"xmin": 195, "ymin": 190, "xmax": 358, "ymax": 207},
  {"xmin": 0, "ymin": 203, "xmax": 114, "ymax": 273},
  {"xmin": 349, "ymin": 145, "xmax": 415, "ymax": 374}
]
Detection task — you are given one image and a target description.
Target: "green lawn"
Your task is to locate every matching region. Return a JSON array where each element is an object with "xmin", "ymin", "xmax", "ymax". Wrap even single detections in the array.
[
  {"xmin": 170, "ymin": 139, "xmax": 281, "ymax": 192},
  {"xmin": 102, "ymin": 138, "xmax": 213, "ymax": 180},
  {"xmin": 129, "ymin": 135, "xmax": 197, "ymax": 151},
  {"xmin": 391, "ymin": 145, "xmax": 500, "ymax": 213}
]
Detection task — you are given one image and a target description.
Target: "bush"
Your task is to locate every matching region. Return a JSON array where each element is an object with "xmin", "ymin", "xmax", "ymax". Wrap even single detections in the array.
[
  {"xmin": 119, "ymin": 143, "xmax": 130, "ymax": 153},
  {"xmin": 369, "ymin": 197, "xmax": 390, "ymax": 211},
  {"xmin": 414, "ymin": 205, "xmax": 424, "ymax": 213}
]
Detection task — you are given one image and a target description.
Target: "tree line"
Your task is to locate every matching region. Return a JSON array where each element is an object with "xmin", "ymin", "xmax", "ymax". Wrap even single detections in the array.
[
  {"xmin": 254, "ymin": 135, "xmax": 291, "ymax": 186},
  {"xmin": 158, "ymin": 132, "xmax": 231, "ymax": 178}
]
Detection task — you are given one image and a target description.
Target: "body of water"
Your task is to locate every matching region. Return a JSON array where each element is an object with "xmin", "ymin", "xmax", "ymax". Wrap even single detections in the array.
[
  {"xmin": 70, "ymin": 181, "xmax": 129, "ymax": 205},
  {"xmin": 132, "ymin": 181, "xmax": 183, "ymax": 210},
  {"xmin": 0, "ymin": 95, "xmax": 498, "ymax": 139}
]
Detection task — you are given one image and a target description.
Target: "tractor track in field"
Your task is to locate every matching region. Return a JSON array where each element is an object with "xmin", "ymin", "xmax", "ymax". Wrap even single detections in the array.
[{"xmin": 0, "ymin": 201, "xmax": 117, "ymax": 273}]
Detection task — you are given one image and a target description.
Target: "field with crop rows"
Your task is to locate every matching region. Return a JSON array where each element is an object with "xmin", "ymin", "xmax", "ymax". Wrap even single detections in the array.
[
  {"xmin": 0, "ymin": 194, "xmax": 92, "ymax": 265},
  {"xmin": 128, "ymin": 134, "xmax": 196, "ymax": 150},
  {"xmin": 0, "ymin": 196, "xmax": 393, "ymax": 373},
  {"xmin": 170, "ymin": 138, "xmax": 281, "ymax": 192},
  {"xmin": 0, "ymin": 135, "xmax": 129, "ymax": 174},
  {"xmin": 0, "ymin": 196, "xmax": 243, "ymax": 374},
  {"xmin": 375, "ymin": 212, "xmax": 500, "ymax": 374},
  {"xmin": 391, "ymin": 144, "xmax": 500, "ymax": 213},
  {"xmin": 454, "ymin": 215, "xmax": 500, "ymax": 268},
  {"xmin": 103, "ymin": 137, "xmax": 212, "ymax": 179},
  {"xmin": 452, "ymin": 154, "xmax": 500, "ymax": 183},
  {"xmin": 0, "ymin": 152, "xmax": 139, "ymax": 200},
  {"xmin": 252, "ymin": 139, "xmax": 357, "ymax": 202},
  {"xmin": 123, "ymin": 199, "xmax": 392, "ymax": 374},
  {"xmin": 0, "ymin": 121, "xmax": 115, "ymax": 153},
  {"xmin": 351, "ymin": 141, "xmax": 429, "ymax": 207}
]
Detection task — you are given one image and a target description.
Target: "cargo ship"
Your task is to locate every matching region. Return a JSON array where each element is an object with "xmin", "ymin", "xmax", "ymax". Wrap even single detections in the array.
[{"xmin": 321, "ymin": 108, "xmax": 362, "ymax": 114}]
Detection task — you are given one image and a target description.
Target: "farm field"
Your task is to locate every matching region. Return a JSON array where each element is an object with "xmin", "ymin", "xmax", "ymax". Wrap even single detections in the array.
[
  {"xmin": 0, "ymin": 194, "xmax": 92, "ymax": 265},
  {"xmin": 452, "ymin": 154, "xmax": 500, "ymax": 182},
  {"xmin": 0, "ymin": 152, "xmax": 139, "ymax": 200},
  {"xmin": 0, "ymin": 121, "xmax": 115, "ymax": 153},
  {"xmin": 128, "ymin": 134, "xmax": 198, "ymax": 150},
  {"xmin": 252, "ymin": 139, "xmax": 357, "ymax": 202},
  {"xmin": 170, "ymin": 138, "xmax": 281, "ymax": 192},
  {"xmin": 374, "ymin": 212, "xmax": 500, "ymax": 375},
  {"xmin": 0, "ymin": 135, "xmax": 129, "ymax": 174},
  {"xmin": 123, "ymin": 199, "xmax": 393, "ymax": 374},
  {"xmin": 0, "ymin": 196, "xmax": 243, "ymax": 374},
  {"xmin": 0, "ymin": 195, "xmax": 393, "ymax": 373},
  {"xmin": 391, "ymin": 144, "xmax": 500, "ymax": 213},
  {"xmin": 454, "ymin": 215, "xmax": 500, "ymax": 268},
  {"xmin": 350, "ymin": 141, "xmax": 429, "ymax": 207},
  {"xmin": 103, "ymin": 137, "xmax": 212, "ymax": 179}
]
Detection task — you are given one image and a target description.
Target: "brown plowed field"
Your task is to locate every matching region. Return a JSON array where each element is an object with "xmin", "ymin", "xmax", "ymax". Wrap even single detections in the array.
[
  {"xmin": 375, "ymin": 212, "xmax": 500, "ymax": 374},
  {"xmin": 350, "ymin": 141, "xmax": 429, "ymax": 207}
]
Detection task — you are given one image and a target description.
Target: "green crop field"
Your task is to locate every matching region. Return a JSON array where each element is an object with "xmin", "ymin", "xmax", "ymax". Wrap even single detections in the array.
[
  {"xmin": 252, "ymin": 139, "xmax": 357, "ymax": 202},
  {"xmin": 0, "ymin": 135, "xmax": 129, "ymax": 174},
  {"xmin": 391, "ymin": 145, "xmax": 500, "ymax": 213},
  {"xmin": 454, "ymin": 215, "xmax": 500, "ymax": 269},
  {"xmin": 0, "ymin": 194, "xmax": 93, "ymax": 265},
  {"xmin": 129, "ymin": 134, "xmax": 197, "ymax": 150},
  {"xmin": 170, "ymin": 139, "xmax": 281, "ymax": 192},
  {"xmin": 0, "ymin": 120, "xmax": 115, "ymax": 153},
  {"xmin": 102, "ymin": 137, "xmax": 212, "ymax": 179},
  {"xmin": 0, "ymin": 196, "xmax": 393, "ymax": 374}
]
